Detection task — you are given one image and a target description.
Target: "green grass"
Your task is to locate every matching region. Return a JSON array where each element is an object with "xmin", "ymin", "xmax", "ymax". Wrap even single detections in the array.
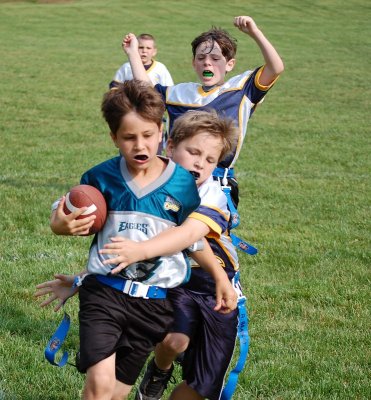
[{"xmin": 0, "ymin": 0, "xmax": 370, "ymax": 399}]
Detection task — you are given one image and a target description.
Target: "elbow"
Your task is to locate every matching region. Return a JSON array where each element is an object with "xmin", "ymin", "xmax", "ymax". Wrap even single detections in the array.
[{"xmin": 275, "ymin": 58, "xmax": 284, "ymax": 75}]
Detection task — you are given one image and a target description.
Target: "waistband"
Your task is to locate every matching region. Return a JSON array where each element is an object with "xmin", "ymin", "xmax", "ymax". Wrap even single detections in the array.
[{"xmin": 96, "ymin": 274, "xmax": 167, "ymax": 299}]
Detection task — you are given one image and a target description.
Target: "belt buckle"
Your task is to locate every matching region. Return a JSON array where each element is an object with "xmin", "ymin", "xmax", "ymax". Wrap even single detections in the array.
[{"xmin": 128, "ymin": 281, "xmax": 149, "ymax": 299}]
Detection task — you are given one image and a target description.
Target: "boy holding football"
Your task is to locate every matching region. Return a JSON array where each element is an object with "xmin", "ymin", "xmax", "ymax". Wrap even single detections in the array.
[{"xmin": 40, "ymin": 81, "xmax": 237, "ymax": 400}]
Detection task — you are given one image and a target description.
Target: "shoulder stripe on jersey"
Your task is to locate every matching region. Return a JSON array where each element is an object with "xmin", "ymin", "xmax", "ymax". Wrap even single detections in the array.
[{"xmin": 188, "ymin": 212, "xmax": 222, "ymax": 237}]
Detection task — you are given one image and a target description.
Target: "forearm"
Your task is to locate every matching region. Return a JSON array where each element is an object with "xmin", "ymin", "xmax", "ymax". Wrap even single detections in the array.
[
  {"xmin": 139, "ymin": 218, "xmax": 209, "ymax": 260},
  {"xmin": 128, "ymin": 52, "xmax": 151, "ymax": 83},
  {"xmin": 250, "ymin": 28, "xmax": 284, "ymax": 79},
  {"xmin": 190, "ymin": 239, "xmax": 230, "ymax": 282}
]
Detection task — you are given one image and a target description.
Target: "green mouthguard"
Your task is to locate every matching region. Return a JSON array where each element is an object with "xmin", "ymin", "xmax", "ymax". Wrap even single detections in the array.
[{"xmin": 203, "ymin": 71, "xmax": 214, "ymax": 77}]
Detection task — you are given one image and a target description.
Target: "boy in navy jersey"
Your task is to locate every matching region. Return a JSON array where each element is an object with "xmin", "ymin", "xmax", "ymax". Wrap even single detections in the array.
[
  {"xmin": 42, "ymin": 81, "xmax": 236, "ymax": 400},
  {"xmin": 119, "ymin": 15, "xmax": 284, "ymax": 206}
]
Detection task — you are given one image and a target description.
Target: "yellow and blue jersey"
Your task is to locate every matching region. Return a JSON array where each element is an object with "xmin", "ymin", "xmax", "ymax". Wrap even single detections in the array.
[
  {"xmin": 155, "ymin": 66, "xmax": 278, "ymax": 168},
  {"xmin": 185, "ymin": 176, "xmax": 239, "ymax": 294}
]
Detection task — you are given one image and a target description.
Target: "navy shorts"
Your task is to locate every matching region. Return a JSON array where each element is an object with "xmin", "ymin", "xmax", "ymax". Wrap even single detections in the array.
[
  {"xmin": 168, "ymin": 287, "xmax": 238, "ymax": 400},
  {"xmin": 78, "ymin": 275, "xmax": 174, "ymax": 385}
]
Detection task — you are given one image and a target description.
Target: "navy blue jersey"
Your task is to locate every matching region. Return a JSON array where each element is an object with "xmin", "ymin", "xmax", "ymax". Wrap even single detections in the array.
[
  {"xmin": 155, "ymin": 66, "xmax": 278, "ymax": 168},
  {"xmin": 81, "ymin": 156, "xmax": 200, "ymax": 288}
]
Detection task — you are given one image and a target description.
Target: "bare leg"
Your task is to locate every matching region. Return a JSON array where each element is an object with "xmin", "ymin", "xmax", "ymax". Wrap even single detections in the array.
[
  {"xmin": 111, "ymin": 380, "xmax": 132, "ymax": 400},
  {"xmin": 83, "ymin": 354, "xmax": 116, "ymax": 400},
  {"xmin": 155, "ymin": 332, "xmax": 189, "ymax": 370}
]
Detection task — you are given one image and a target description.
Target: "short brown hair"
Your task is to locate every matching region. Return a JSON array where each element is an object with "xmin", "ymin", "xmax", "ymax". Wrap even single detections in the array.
[
  {"xmin": 191, "ymin": 27, "xmax": 237, "ymax": 61},
  {"xmin": 170, "ymin": 110, "xmax": 238, "ymax": 162},
  {"xmin": 138, "ymin": 33, "xmax": 156, "ymax": 46},
  {"xmin": 102, "ymin": 80, "xmax": 165, "ymax": 135}
]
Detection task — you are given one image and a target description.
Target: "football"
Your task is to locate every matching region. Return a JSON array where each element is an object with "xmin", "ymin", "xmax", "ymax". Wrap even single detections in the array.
[{"xmin": 63, "ymin": 184, "xmax": 107, "ymax": 235}]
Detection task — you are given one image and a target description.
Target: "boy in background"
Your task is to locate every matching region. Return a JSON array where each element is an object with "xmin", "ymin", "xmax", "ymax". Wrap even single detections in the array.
[
  {"xmin": 111, "ymin": 33, "xmax": 173, "ymax": 87},
  {"xmin": 111, "ymin": 33, "xmax": 173, "ymax": 153}
]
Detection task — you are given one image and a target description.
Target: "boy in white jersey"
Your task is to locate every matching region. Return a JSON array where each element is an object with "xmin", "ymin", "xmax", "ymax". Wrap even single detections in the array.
[
  {"xmin": 43, "ymin": 81, "xmax": 236, "ymax": 400},
  {"xmin": 110, "ymin": 33, "xmax": 173, "ymax": 154},
  {"xmin": 111, "ymin": 33, "xmax": 173, "ymax": 87},
  {"xmin": 118, "ymin": 15, "xmax": 284, "ymax": 207}
]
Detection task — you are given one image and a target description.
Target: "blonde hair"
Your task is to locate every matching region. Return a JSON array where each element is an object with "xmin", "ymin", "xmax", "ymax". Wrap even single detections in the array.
[{"xmin": 170, "ymin": 110, "xmax": 238, "ymax": 162}]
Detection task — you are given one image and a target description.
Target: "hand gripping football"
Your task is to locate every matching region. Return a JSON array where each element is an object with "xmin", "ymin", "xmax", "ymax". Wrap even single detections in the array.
[{"xmin": 63, "ymin": 184, "xmax": 107, "ymax": 235}]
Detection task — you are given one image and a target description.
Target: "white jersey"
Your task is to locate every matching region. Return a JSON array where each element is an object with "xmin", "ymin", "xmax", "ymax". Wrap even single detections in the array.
[{"xmin": 113, "ymin": 60, "xmax": 174, "ymax": 86}]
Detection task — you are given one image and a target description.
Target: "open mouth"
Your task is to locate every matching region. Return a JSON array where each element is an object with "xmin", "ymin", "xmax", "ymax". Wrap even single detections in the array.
[
  {"xmin": 134, "ymin": 155, "xmax": 148, "ymax": 161},
  {"xmin": 202, "ymin": 70, "xmax": 214, "ymax": 77},
  {"xmin": 189, "ymin": 170, "xmax": 200, "ymax": 180}
]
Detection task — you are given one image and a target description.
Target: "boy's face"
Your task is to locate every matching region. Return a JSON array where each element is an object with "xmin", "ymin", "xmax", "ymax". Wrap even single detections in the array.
[
  {"xmin": 192, "ymin": 40, "xmax": 235, "ymax": 87},
  {"xmin": 167, "ymin": 132, "xmax": 223, "ymax": 186},
  {"xmin": 111, "ymin": 111, "xmax": 162, "ymax": 175},
  {"xmin": 138, "ymin": 39, "xmax": 157, "ymax": 66}
]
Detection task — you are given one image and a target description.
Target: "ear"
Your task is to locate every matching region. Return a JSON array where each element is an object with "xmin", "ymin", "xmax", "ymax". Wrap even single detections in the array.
[
  {"xmin": 158, "ymin": 123, "xmax": 163, "ymax": 143},
  {"xmin": 225, "ymin": 58, "xmax": 236, "ymax": 73},
  {"xmin": 110, "ymin": 132, "xmax": 119, "ymax": 147},
  {"xmin": 152, "ymin": 47, "xmax": 158, "ymax": 58},
  {"xmin": 166, "ymin": 138, "xmax": 175, "ymax": 158}
]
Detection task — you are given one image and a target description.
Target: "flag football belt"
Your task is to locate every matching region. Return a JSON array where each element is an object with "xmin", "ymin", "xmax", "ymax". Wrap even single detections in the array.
[
  {"xmin": 221, "ymin": 271, "xmax": 250, "ymax": 400},
  {"xmin": 44, "ymin": 275, "xmax": 84, "ymax": 368},
  {"xmin": 213, "ymin": 167, "xmax": 258, "ymax": 256},
  {"xmin": 96, "ymin": 274, "xmax": 167, "ymax": 299},
  {"xmin": 213, "ymin": 167, "xmax": 240, "ymax": 229},
  {"xmin": 44, "ymin": 274, "xmax": 167, "ymax": 368}
]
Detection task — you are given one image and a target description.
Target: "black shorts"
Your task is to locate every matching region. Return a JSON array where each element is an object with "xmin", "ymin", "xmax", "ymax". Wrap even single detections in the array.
[
  {"xmin": 78, "ymin": 275, "xmax": 174, "ymax": 385},
  {"xmin": 168, "ymin": 287, "xmax": 238, "ymax": 400}
]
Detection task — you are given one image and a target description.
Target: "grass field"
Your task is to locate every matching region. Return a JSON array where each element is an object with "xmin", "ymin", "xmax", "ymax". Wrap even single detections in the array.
[{"xmin": 0, "ymin": 0, "xmax": 370, "ymax": 399}]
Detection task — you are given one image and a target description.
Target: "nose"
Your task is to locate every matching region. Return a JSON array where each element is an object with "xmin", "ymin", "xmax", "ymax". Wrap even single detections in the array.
[
  {"xmin": 203, "ymin": 55, "xmax": 212, "ymax": 65},
  {"xmin": 134, "ymin": 138, "xmax": 145, "ymax": 150},
  {"xmin": 195, "ymin": 157, "xmax": 205, "ymax": 169}
]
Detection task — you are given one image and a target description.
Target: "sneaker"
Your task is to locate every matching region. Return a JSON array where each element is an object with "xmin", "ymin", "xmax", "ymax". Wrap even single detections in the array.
[{"xmin": 135, "ymin": 358, "xmax": 175, "ymax": 400}]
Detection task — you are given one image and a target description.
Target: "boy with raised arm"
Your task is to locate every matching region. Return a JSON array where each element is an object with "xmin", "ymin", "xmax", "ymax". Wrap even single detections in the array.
[
  {"xmin": 118, "ymin": 15, "xmax": 284, "ymax": 206},
  {"xmin": 111, "ymin": 33, "xmax": 173, "ymax": 87}
]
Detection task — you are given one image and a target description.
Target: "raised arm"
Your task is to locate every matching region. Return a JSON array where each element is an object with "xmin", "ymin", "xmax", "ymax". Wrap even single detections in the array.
[
  {"xmin": 234, "ymin": 15, "xmax": 284, "ymax": 86},
  {"xmin": 122, "ymin": 33, "xmax": 152, "ymax": 83}
]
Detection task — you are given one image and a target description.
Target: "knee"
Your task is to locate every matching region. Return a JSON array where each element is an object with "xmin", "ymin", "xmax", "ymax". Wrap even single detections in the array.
[
  {"xmin": 163, "ymin": 333, "xmax": 189, "ymax": 354},
  {"xmin": 84, "ymin": 369, "xmax": 116, "ymax": 399}
]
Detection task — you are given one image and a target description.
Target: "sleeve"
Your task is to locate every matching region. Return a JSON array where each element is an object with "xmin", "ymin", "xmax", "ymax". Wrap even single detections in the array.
[
  {"xmin": 154, "ymin": 83, "xmax": 168, "ymax": 103},
  {"xmin": 245, "ymin": 66, "xmax": 278, "ymax": 106},
  {"xmin": 175, "ymin": 169, "xmax": 200, "ymax": 224},
  {"xmin": 161, "ymin": 66, "xmax": 174, "ymax": 86},
  {"xmin": 188, "ymin": 182, "xmax": 229, "ymax": 238},
  {"xmin": 113, "ymin": 63, "xmax": 133, "ymax": 82}
]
